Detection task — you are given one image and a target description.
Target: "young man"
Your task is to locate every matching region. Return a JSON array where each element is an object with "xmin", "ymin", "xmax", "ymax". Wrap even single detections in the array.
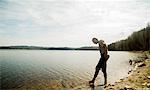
[{"xmin": 89, "ymin": 38, "xmax": 109, "ymax": 85}]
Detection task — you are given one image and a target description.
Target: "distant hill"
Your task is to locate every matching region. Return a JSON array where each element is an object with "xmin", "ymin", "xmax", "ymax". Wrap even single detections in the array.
[
  {"xmin": 0, "ymin": 46, "xmax": 98, "ymax": 50},
  {"xmin": 0, "ymin": 46, "xmax": 74, "ymax": 50},
  {"xmin": 0, "ymin": 46, "xmax": 45, "ymax": 50},
  {"xmin": 75, "ymin": 46, "xmax": 98, "ymax": 50},
  {"xmin": 108, "ymin": 25, "xmax": 150, "ymax": 51}
]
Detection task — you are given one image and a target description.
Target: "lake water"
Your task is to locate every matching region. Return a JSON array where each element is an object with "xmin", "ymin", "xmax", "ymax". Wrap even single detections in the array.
[{"xmin": 0, "ymin": 50, "xmax": 141, "ymax": 90}]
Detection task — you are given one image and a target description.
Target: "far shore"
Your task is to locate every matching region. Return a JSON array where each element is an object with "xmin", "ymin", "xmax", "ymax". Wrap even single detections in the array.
[{"xmin": 0, "ymin": 45, "xmax": 148, "ymax": 51}]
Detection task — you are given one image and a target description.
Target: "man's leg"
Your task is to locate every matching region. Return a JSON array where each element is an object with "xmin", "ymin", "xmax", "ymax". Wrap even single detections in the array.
[
  {"xmin": 89, "ymin": 67, "xmax": 100, "ymax": 83},
  {"xmin": 102, "ymin": 64, "xmax": 107, "ymax": 85}
]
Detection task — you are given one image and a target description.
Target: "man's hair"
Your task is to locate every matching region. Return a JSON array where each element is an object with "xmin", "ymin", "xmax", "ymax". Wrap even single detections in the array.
[{"xmin": 92, "ymin": 38, "xmax": 98, "ymax": 44}]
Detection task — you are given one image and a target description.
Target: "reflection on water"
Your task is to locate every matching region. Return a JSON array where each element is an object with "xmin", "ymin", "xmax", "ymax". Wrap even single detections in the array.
[{"xmin": 0, "ymin": 50, "xmax": 140, "ymax": 90}]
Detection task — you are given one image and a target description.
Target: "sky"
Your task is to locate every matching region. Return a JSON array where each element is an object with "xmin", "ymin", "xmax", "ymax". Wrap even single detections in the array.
[{"xmin": 0, "ymin": 0, "xmax": 150, "ymax": 47}]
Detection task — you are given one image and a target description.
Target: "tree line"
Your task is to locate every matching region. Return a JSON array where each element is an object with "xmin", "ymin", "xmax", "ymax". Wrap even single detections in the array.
[{"xmin": 108, "ymin": 25, "xmax": 150, "ymax": 51}]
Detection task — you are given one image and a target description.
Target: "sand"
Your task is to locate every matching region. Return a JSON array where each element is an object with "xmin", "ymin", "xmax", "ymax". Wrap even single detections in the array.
[{"xmin": 104, "ymin": 51, "xmax": 150, "ymax": 90}]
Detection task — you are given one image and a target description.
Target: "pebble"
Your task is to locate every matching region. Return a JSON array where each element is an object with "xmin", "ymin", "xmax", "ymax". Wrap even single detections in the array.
[
  {"xmin": 147, "ymin": 76, "xmax": 150, "ymax": 79},
  {"xmin": 129, "ymin": 60, "xmax": 132, "ymax": 65},
  {"xmin": 120, "ymin": 79, "xmax": 124, "ymax": 81},
  {"xmin": 138, "ymin": 76, "xmax": 142, "ymax": 78},
  {"xmin": 124, "ymin": 85, "xmax": 132, "ymax": 89},
  {"xmin": 138, "ymin": 63, "xmax": 146, "ymax": 67},
  {"xmin": 142, "ymin": 82, "xmax": 147, "ymax": 86},
  {"xmin": 108, "ymin": 84, "xmax": 111, "ymax": 86},
  {"xmin": 147, "ymin": 83, "xmax": 150, "ymax": 87},
  {"xmin": 142, "ymin": 82, "xmax": 150, "ymax": 88},
  {"xmin": 109, "ymin": 87, "xmax": 113, "ymax": 89},
  {"xmin": 128, "ymin": 69, "xmax": 133, "ymax": 74}
]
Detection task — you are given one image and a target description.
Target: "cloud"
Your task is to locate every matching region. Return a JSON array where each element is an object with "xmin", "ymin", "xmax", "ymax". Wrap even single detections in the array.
[{"xmin": 0, "ymin": 0, "xmax": 150, "ymax": 47}]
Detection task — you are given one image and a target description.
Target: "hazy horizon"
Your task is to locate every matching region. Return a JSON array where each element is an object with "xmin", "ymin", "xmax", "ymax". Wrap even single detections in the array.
[{"xmin": 0, "ymin": 0, "xmax": 150, "ymax": 47}]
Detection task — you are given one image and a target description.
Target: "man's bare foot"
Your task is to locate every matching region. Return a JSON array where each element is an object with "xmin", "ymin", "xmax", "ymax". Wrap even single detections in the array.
[
  {"xmin": 104, "ymin": 81, "xmax": 107, "ymax": 85},
  {"xmin": 89, "ymin": 80, "xmax": 94, "ymax": 84},
  {"xmin": 89, "ymin": 81, "xmax": 95, "ymax": 88},
  {"xmin": 104, "ymin": 84, "xmax": 108, "ymax": 88}
]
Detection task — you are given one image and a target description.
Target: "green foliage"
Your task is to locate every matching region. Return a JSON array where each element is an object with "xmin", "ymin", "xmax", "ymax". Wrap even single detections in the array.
[{"xmin": 108, "ymin": 26, "xmax": 150, "ymax": 51}]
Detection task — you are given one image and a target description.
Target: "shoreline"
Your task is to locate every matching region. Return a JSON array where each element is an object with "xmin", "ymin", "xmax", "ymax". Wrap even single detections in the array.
[{"xmin": 105, "ymin": 51, "xmax": 150, "ymax": 90}]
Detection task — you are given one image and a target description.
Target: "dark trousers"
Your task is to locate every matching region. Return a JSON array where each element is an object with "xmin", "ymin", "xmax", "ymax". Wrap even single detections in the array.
[{"xmin": 92, "ymin": 58, "xmax": 107, "ymax": 84}]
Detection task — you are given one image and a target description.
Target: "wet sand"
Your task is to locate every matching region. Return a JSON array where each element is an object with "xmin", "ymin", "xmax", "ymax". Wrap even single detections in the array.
[{"xmin": 105, "ymin": 51, "xmax": 150, "ymax": 90}]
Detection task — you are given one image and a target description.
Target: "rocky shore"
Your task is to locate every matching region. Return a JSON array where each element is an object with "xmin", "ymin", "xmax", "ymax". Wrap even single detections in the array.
[{"xmin": 105, "ymin": 51, "xmax": 150, "ymax": 90}]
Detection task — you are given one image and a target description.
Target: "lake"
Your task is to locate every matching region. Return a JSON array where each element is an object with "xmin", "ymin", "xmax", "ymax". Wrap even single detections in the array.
[{"xmin": 0, "ymin": 50, "xmax": 141, "ymax": 90}]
